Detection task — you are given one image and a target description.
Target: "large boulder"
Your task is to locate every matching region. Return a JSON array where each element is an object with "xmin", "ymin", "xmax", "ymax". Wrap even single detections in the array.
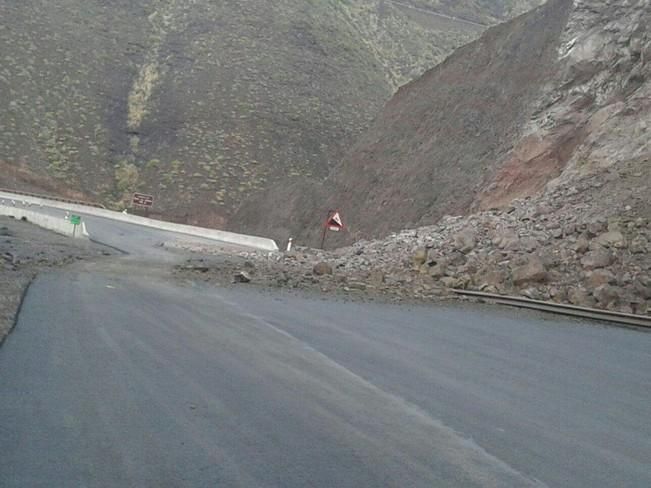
[{"xmin": 512, "ymin": 256, "xmax": 548, "ymax": 287}]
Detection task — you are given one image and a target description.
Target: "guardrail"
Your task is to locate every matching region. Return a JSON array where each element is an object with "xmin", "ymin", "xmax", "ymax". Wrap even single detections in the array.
[
  {"xmin": 0, "ymin": 204, "xmax": 89, "ymax": 239},
  {"xmin": 452, "ymin": 289, "xmax": 651, "ymax": 329},
  {"xmin": 0, "ymin": 190, "xmax": 279, "ymax": 252},
  {"xmin": 0, "ymin": 188, "xmax": 105, "ymax": 209}
]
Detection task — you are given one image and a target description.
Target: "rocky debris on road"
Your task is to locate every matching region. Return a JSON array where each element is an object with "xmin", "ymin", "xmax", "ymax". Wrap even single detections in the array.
[
  {"xmin": 0, "ymin": 217, "xmax": 114, "ymax": 343},
  {"xmin": 175, "ymin": 168, "xmax": 650, "ymax": 316},
  {"xmin": 233, "ymin": 271, "xmax": 252, "ymax": 284}
]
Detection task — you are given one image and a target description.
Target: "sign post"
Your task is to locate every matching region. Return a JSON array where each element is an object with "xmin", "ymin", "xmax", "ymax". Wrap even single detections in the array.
[
  {"xmin": 132, "ymin": 192, "xmax": 154, "ymax": 216},
  {"xmin": 320, "ymin": 210, "xmax": 345, "ymax": 249},
  {"xmin": 70, "ymin": 214, "xmax": 81, "ymax": 237}
]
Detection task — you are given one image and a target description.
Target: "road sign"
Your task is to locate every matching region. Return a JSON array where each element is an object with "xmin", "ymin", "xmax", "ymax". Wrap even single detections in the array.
[
  {"xmin": 326, "ymin": 211, "xmax": 344, "ymax": 232},
  {"xmin": 320, "ymin": 210, "xmax": 345, "ymax": 249},
  {"xmin": 132, "ymin": 192, "xmax": 154, "ymax": 207},
  {"xmin": 70, "ymin": 215, "xmax": 81, "ymax": 225}
]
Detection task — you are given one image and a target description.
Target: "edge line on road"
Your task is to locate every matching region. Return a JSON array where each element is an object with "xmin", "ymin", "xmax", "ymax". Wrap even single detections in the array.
[{"xmin": 0, "ymin": 276, "xmax": 36, "ymax": 349}]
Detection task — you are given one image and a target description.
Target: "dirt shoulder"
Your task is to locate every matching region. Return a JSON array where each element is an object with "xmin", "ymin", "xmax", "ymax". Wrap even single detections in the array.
[{"xmin": 0, "ymin": 217, "xmax": 114, "ymax": 344}]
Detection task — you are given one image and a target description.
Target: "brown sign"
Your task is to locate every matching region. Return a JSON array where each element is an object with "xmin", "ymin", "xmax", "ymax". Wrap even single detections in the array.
[{"xmin": 132, "ymin": 192, "xmax": 154, "ymax": 207}]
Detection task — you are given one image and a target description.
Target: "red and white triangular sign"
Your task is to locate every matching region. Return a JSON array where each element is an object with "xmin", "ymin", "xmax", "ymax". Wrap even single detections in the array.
[{"xmin": 327, "ymin": 211, "xmax": 344, "ymax": 232}]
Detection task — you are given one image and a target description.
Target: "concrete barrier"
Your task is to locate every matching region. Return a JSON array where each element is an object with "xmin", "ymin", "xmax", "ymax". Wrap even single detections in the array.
[
  {"xmin": 0, "ymin": 191, "xmax": 279, "ymax": 252},
  {"xmin": 0, "ymin": 204, "xmax": 89, "ymax": 239}
]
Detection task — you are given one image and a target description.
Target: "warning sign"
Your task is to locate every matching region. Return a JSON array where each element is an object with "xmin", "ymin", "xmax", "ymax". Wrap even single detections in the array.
[
  {"xmin": 326, "ymin": 211, "xmax": 344, "ymax": 232},
  {"xmin": 320, "ymin": 210, "xmax": 346, "ymax": 249}
]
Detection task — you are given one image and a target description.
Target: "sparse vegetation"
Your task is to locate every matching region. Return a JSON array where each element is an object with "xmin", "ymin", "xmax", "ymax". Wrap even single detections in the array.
[{"xmin": 1, "ymin": 0, "xmax": 541, "ymax": 227}]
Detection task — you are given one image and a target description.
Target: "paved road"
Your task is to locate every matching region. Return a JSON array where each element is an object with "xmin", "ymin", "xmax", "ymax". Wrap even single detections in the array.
[
  {"xmin": 7, "ymin": 202, "xmax": 251, "ymax": 258},
  {"xmin": 1, "ymin": 213, "xmax": 650, "ymax": 487}
]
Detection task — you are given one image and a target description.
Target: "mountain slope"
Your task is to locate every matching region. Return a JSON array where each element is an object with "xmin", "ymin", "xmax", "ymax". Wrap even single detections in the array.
[
  {"xmin": 1, "ymin": 0, "xmax": 540, "ymax": 229},
  {"xmin": 246, "ymin": 0, "xmax": 649, "ymax": 246}
]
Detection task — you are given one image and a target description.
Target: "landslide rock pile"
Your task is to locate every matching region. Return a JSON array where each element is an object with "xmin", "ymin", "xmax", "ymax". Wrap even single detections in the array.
[{"xmin": 179, "ymin": 163, "xmax": 650, "ymax": 316}]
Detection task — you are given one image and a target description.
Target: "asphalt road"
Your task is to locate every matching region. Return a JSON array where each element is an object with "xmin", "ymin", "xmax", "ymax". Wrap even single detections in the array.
[
  {"xmin": 6, "ymin": 202, "xmax": 250, "ymax": 258},
  {"xmin": 1, "ymin": 210, "xmax": 650, "ymax": 487}
]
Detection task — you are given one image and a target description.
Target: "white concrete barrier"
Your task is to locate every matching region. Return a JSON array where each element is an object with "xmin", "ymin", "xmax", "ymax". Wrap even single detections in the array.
[
  {"xmin": 0, "ymin": 191, "xmax": 279, "ymax": 251},
  {"xmin": 0, "ymin": 204, "xmax": 89, "ymax": 239}
]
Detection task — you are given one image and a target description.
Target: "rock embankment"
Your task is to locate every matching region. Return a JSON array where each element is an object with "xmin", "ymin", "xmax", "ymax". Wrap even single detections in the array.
[{"xmin": 177, "ymin": 170, "xmax": 650, "ymax": 316}]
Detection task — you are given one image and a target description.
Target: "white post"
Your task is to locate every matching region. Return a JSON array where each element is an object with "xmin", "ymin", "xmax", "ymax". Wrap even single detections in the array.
[{"xmin": 286, "ymin": 237, "xmax": 293, "ymax": 252}]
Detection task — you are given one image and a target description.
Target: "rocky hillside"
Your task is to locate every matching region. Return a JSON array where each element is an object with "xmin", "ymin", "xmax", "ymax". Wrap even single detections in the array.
[
  {"xmin": 242, "ymin": 0, "xmax": 648, "ymax": 247},
  {"xmin": 210, "ymin": 0, "xmax": 651, "ymax": 316},
  {"xmin": 0, "ymin": 0, "xmax": 538, "ymax": 229}
]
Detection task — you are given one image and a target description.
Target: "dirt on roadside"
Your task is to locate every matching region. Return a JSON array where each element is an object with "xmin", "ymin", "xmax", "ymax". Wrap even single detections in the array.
[{"xmin": 0, "ymin": 216, "xmax": 114, "ymax": 344}]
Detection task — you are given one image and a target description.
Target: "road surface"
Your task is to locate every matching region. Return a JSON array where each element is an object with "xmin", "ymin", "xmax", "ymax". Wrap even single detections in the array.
[{"xmin": 0, "ymin": 208, "xmax": 650, "ymax": 487}]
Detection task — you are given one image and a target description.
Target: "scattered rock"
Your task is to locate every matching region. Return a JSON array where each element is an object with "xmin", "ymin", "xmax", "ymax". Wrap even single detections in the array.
[
  {"xmin": 593, "ymin": 285, "xmax": 620, "ymax": 307},
  {"xmin": 452, "ymin": 230, "xmax": 477, "ymax": 253},
  {"xmin": 630, "ymin": 235, "xmax": 648, "ymax": 254},
  {"xmin": 521, "ymin": 287, "xmax": 543, "ymax": 300},
  {"xmin": 587, "ymin": 220, "xmax": 607, "ymax": 237},
  {"xmin": 185, "ymin": 265, "xmax": 210, "ymax": 273},
  {"xmin": 439, "ymin": 277, "xmax": 458, "ymax": 289},
  {"xmin": 313, "ymin": 262, "xmax": 333, "ymax": 276},
  {"xmin": 233, "ymin": 271, "xmax": 252, "ymax": 283},
  {"xmin": 368, "ymin": 270, "xmax": 386, "ymax": 285},
  {"xmin": 512, "ymin": 256, "xmax": 548, "ymax": 286},
  {"xmin": 586, "ymin": 269, "xmax": 616, "ymax": 288},
  {"xmin": 474, "ymin": 268, "xmax": 507, "ymax": 290},
  {"xmin": 347, "ymin": 282, "xmax": 367, "ymax": 291},
  {"xmin": 568, "ymin": 288, "xmax": 597, "ymax": 308},
  {"xmin": 574, "ymin": 237, "xmax": 590, "ymax": 254},
  {"xmin": 426, "ymin": 264, "xmax": 445, "ymax": 279},
  {"xmin": 594, "ymin": 231, "xmax": 625, "ymax": 249},
  {"xmin": 411, "ymin": 248, "xmax": 428, "ymax": 268},
  {"xmin": 634, "ymin": 277, "xmax": 651, "ymax": 300},
  {"xmin": 581, "ymin": 249, "xmax": 613, "ymax": 270},
  {"xmin": 494, "ymin": 230, "xmax": 519, "ymax": 250}
]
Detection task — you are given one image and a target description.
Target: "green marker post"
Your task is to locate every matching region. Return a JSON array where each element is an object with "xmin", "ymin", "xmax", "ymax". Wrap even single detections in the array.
[{"xmin": 70, "ymin": 215, "xmax": 81, "ymax": 237}]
